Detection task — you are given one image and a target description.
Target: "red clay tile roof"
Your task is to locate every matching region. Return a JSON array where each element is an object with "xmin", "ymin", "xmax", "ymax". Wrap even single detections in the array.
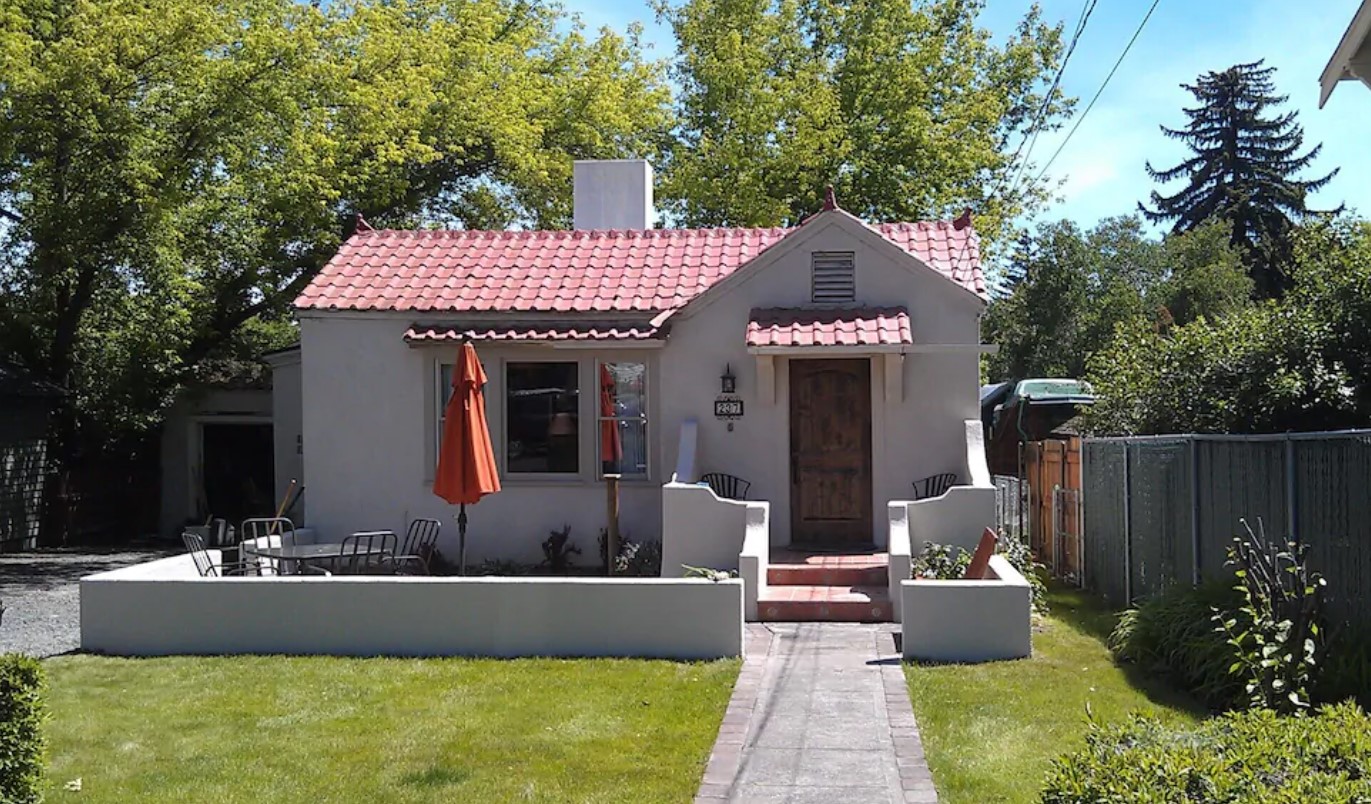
[
  {"xmin": 405, "ymin": 323, "xmax": 660, "ymax": 343},
  {"xmin": 746, "ymin": 307, "xmax": 913, "ymax": 348},
  {"xmin": 297, "ymin": 220, "xmax": 983, "ymax": 315}
]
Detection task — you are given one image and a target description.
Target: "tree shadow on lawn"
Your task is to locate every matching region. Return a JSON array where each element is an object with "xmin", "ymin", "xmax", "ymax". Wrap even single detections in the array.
[{"xmin": 1047, "ymin": 584, "xmax": 1212, "ymax": 719}]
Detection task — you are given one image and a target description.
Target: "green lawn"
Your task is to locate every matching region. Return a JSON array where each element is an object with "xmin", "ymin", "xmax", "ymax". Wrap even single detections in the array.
[
  {"xmin": 41, "ymin": 655, "xmax": 739, "ymax": 803},
  {"xmin": 905, "ymin": 586, "xmax": 1205, "ymax": 804}
]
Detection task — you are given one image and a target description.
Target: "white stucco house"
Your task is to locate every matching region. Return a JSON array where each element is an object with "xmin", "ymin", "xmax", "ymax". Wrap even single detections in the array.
[{"xmin": 292, "ymin": 160, "xmax": 992, "ymax": 614}]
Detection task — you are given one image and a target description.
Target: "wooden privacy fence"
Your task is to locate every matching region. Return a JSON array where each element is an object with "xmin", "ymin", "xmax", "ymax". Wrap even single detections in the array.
[
  {"xmin": 1023, "ymin": 437, "xmax": 1082, "ymax": 581},
  {"xmin": 1081, "ymin": 430, "xmax": 1371, "ymax": 625}
]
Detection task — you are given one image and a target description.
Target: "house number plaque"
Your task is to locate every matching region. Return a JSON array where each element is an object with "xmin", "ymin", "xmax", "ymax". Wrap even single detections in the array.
[{"xmin": 714, "ymin": 398, "xmax": 744, "ymax": 419}]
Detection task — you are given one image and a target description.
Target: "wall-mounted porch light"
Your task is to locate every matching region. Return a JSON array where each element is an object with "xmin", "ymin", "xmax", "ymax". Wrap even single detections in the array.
[{"xmin": 720, "ymin": 364, "xmax": 737, "ymax": 395}]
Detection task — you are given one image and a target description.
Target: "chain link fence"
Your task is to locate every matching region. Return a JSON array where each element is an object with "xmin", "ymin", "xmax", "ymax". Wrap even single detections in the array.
[
  {"xmin": 1081, "ymin": 430, "xmax": 1371, "ymax": 624},
  {"xmin": 993, "ymin": 474, "xmax": 1029, "ymax": 545}
]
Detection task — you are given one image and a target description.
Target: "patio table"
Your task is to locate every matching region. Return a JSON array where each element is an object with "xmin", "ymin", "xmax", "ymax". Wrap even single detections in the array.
[{"xmin": 241, "ymin": 542, "xmax": 390, "ymax": 575}]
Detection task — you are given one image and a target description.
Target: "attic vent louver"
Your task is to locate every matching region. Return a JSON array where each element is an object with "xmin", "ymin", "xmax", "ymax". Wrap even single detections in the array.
[{"xmin": 811, "ymin": 251, "xmax": 855, "ymax": 304}]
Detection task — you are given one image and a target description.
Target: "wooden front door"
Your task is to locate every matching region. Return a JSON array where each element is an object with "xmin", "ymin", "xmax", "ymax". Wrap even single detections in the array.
[{"xmin": 789, "ymin": 359, "xmax": 873, "ymax": 545}]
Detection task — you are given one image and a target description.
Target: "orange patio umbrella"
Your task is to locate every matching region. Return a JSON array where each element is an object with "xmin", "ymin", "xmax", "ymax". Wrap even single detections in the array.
[
  {"xmin": 599, "ymin": 364, "xmax": 622, "ymax": 473},
  {"xmin": 433, "ymin": 339, "xmax": 501, "ymax": 574}
]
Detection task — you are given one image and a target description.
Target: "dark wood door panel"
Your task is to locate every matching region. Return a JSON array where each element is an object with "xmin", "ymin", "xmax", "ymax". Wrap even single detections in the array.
[{"xmin": 789, "ymin": 359, "xmax": 873, "ymax": 545}]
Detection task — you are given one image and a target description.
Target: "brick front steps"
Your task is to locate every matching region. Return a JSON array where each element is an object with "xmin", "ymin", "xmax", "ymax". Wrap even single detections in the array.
[{"xmin": 759, "ymin": 550, "xmax": 893, "ymax": 622}]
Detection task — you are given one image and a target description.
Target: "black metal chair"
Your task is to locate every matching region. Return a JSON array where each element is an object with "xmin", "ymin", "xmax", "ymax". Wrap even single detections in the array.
[
  {"xmin": 913, "ymin": 473, "xmax": 959, "ymax": 500},
  {"xmin": 385, "ymin": 518, "xmax": 442, "ymax": 575},
  {"xmin": 239, "ymin": 517, "xmax": 298, "ymax": 575},
  {"xmin": 700, "ymin": 473, "xmax": 751, "ymax": 500},
  {"xmin": 337, "ymin": 530, "xmax": 398, "ymax": 575},
  {"xmin": 240, "ymin": 517, "xmax": 297, "ymax": 544},
  {"xmin": 182, "ymin": 531, "xmax": 264, "ymax": 577}
]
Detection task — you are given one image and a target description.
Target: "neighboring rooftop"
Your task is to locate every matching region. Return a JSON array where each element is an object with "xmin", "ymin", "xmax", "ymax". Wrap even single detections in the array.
[
  {"xmin": 1322, "ymin": 0, "xmax": 1371, "ymax": 107},
  {"xmin": 0, "ymin": 361, "xmax": 62, "ymax": 398}
]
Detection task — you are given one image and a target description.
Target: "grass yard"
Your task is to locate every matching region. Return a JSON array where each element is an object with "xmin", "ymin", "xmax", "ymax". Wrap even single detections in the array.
[
  {"xmin": 905, "ymin": 586, "xmax": 1205, "ymax": 804},
  {"xmin": 41, "ymin": 655, "xmax": 739, "ymax": 803}
]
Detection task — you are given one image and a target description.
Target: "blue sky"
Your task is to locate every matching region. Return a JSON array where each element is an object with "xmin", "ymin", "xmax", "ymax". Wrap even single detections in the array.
[{"xmin": 575, "ymin": 0, "xmax": 1368, "ymax": 229}]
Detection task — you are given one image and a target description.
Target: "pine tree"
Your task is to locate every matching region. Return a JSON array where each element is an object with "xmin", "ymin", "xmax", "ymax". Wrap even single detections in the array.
[
  {"xmin": 1141, "ymin": 61, "xmax": 1340, "ymax": 298},
  {"xmin": 990, "ymin": 231, "xmax": 1034, "ymax": 298}
]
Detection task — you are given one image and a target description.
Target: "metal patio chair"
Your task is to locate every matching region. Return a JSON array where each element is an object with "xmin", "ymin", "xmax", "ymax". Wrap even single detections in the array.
[
  {"xmin": 240, "ymin": 517, "xmax": 298, "ymax": 575},
  {"xmin": 912, "ymin": 473, "xmax": 958, "ymax": 500},
  {"xmin": 700, "ymin": 473, "xmax": 751, "ymax": 500},
  {"xmin": 181, "ymin": 531, "xmax": 264, "ymax": 578},
  {"xmin": 336, "ymin": 530, "xmax": 397, "ymax": 575},
  {"xmin": 385, "ymin": 518, "xmax": 441, "ymax": 575}
]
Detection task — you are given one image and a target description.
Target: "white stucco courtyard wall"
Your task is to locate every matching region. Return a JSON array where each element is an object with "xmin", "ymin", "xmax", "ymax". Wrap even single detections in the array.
[
  {"xmin": 81, "ymin": 554, "xmax": 743, "ymax": 660},
  {"xmin": 901, "ymin": 554, "xmax": 1032, "ymax": 663},
  {"xmin": 905, "ymin": 486, "xmax": 997, "ymax": 554}
]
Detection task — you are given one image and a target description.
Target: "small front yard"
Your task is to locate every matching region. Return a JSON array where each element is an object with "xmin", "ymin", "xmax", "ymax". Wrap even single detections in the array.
[
  {"xmin": 41, "ymin": 654, "xmax": 739, "ymax": 803},
  {"xmin": 905, "ymin": 586, "xmax": 1204, "ymax": 804}
]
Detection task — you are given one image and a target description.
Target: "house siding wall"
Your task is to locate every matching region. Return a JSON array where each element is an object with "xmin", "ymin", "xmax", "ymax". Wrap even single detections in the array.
[
  {"xmin": 158, "ymin": 388, "xmax": 273, "ymax": 536},
  {"xmin": 270, "ymin": 355, "xmax": 305, "ymax": 523},
  {"xmin": 300, "ymin": 315, "xmax": 662, "ymax": 565},
  {"xmin": 0, "ymin": 399, "xmax": 51, "ymax": 550}
]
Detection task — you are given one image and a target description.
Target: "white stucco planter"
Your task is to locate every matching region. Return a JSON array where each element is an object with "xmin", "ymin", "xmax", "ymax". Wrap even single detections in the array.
[
  {"xmin": 81, "ymin": 552, "xmax": 743, "ymax": 660},
  {"xmin": 901, "ymin": 555, "xmax": 1031, "ymax": 663}
]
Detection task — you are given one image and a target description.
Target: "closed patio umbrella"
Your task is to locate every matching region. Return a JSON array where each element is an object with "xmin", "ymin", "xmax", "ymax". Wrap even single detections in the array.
[
  {"xmin": 433, "ymin": 339, "xmax": 501, "ymax": 574},
  {"xmin": 600, "ymin": 364, "xmax": 622, "ymax": 473}
]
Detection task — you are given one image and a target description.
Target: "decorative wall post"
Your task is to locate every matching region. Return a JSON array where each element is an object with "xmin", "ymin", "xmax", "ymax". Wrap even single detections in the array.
[{"xmin": 605, "ymin": 473, "xmax": 621, "ymax": 576}]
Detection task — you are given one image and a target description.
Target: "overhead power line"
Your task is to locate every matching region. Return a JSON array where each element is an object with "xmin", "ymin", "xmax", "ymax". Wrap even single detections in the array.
[
  {"xmin": 949, "ymin": 0, "xmax": 1098, "ymax": 274},
  {"xmin": 993, "ymin": 0, "xmax": 1098, "ymax": 210},
  {"xmin": 1032, "ymin": 0, "xmax": 1163, "ymax": 186}
]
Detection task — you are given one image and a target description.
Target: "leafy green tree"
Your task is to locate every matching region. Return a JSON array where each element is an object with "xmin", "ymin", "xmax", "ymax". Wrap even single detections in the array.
[
  {"xmin": 1084, "ymin": 303, "xmax": 1356, "ymax": 436},
  {"xmin": 0, "ymin": 0, "xmax": 670, "ymax": 541},
  {"xmin": 984, "ymin": 217, "xmax": 1249, "ymax": 384},
  {"xmin": 1287, "ymin": 218, "xmax": 1371, "ymax": 413},
  {"xmin": 655, "ymin": 0, "xmax": 1070, "ymax": 245},
  {"xmin": 1154, "ymin": 221, "xmax": 1253, "ymax": 328},
  {"xmin": 983, "ymin": 220, "xmax": 1094, "ymax": 380},
  {"xmin": 1141, "ymin": 61, "xmax": 1340, "ymax": 298}
]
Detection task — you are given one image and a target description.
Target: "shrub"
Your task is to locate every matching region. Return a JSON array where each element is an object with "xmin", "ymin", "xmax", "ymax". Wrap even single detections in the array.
[
  {"xmin": 911, "ymin": 542, "xmax": 970, "ymax": 580},
  {"xmin": 596, "ymin": 531, "xmax": 662, "ymax": 576},
  {"xmin": 1320, "ymin": 624, "xmax": 1371, "ymax": 710},
  {"xmin": 1109, "ymin": 581, "xmax": 1245, "ymax": 711},
  {"xmin": 540, "ymin": 525, "xmax": 580, "ymax": 572},
  {"xmin": 0, "ymin": 654, "xmax": 45, "ymax": 804},
  {"xmin": 912, "ymin": 539, "xmax": 1049, "ymax": 614},
  {"xmin": 998, "ymin": 535, "xmax": 1049, "ymax": 615},
  {"xmin": 1216, "ymin": 521, "xmax": 1329, "ymax": 714},
  {"xmin": 1040, "ymin": 702, "xmax": 1371, "ymax": 803},
  {"xmin": 471, "ymin": 558, "xmax": 534, "ymax": 576},
  {"xmin": 624, "ymin": 540, "xmax": 662, "ymax": 577}
]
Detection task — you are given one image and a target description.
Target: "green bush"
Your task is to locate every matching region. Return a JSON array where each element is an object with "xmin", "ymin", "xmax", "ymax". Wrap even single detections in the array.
[
  {"xmin": 1041, "ymin": 702, "xmax": 1371, "ymax": 803},
  {"xmin": 912, "ymin": 539, "xmax": 1049, "ymax": 614},
  {"xmin": 997, "ymin": 535, "xmax": 1049, "ymax": 615},
  {"xmin": 1217, "ymin": 527, "xmax": 1329, "ymax": 714},
  {"xmin": 1109, "ymin": 581, "xmax": 1245, "ymax": 711},
  {"xmin": 0, "ymin": 654, "xmax": 45, "ymax": 804},
  {"xmin": 1318, "ymin": 624, "xmax": 1371, "ymax": 710},
  {"xmin": 911, "ymin": 541, "xmax": 970, "ymax": 580}
]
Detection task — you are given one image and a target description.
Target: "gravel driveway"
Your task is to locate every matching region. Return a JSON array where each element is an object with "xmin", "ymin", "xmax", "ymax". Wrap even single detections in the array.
[{"xmin": 0, "ymin": 548, "xmax": 172, "ymax": 657}]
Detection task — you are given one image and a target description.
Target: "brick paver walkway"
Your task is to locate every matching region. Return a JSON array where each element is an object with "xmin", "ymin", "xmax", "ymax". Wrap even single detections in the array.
[{"xmin": 697, "ymin": 623, "xmax": 937, "ymax": 803}]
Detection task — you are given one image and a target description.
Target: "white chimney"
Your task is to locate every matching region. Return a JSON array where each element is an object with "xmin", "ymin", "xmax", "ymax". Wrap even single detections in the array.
[{"xmin": 573, "ymin": 160, "xmax": 653, "ymax": 231}]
